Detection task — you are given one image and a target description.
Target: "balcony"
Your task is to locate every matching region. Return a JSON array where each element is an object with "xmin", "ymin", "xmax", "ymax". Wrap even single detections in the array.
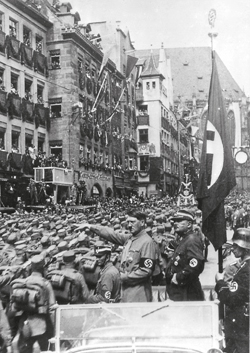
[
  {"xmin": 34, "ymin": 167, "xmax": 73, "ymax": 185},
  {"xmin": 6, "ymin": 35, "xmax": 20, "ymax": 60},
  {"xmin": 137, "ymin": 113, "xmax": 149, "ymax": 126}
]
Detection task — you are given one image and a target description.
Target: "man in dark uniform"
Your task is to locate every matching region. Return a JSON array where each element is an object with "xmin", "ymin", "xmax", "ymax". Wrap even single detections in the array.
[
  {"xmin": 12, "ymin": 255, "xmax": 55, "ymax": 353},
  {"xmin": 87, "ymin": 241, "xmax": 121, "ymax": 303},
  {"xmin": 215, "ymin": 228, "xmax": 250, "ymax": 353},
  {"xmin": 76, "ymin": 210, "xmax": 156, "ymax": 302},
  {"xmin": 165, "ymin": 209, "xmax": 205, "ymax": 301},
  {"xmin": 50, "ymin": 250, "xmax": 89, "ymax": 304}
]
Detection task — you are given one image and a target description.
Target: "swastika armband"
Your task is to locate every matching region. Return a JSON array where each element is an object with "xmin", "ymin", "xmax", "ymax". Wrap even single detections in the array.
[
  {"xmin": 103, "ymin": 290, "xmax": 111, "ymax": 299},
  {"xmin": 189, "ymin": 258, "xmax": 198, "ymax": 268},
  {"xmin": 229, "ymin": 281, "xmax": 238, "ymax": 292},
  {"xmin": 139, "ymin": 258, "xmax": 154, "ymax": 269}
]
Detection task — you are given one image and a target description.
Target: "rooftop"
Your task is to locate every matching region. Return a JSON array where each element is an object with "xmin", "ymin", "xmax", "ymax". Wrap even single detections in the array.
[{"xmin": 135, "ymin": 47, "xmax": 244, "ymax": 102}]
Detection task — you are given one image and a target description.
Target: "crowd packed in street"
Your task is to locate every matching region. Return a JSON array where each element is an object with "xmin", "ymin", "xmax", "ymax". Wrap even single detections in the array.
[{"xmin": 0, "ymin": 192, "xmax": 247, "ymax": 352}]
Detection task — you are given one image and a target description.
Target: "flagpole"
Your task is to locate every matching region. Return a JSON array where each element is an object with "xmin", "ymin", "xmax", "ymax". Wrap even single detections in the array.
[
  {"xmin": 102, "ymin": 84, "xmax": 126, "ymax": 125},
  {"xmin": 208, "ymin": 9, "xmax": 225, "ymax": 274},
  {"xmin": 91, "ymin": 72, "xmax": 107, "ymax": 113},
  {"xmin": 208, "ymin": 9, "xmax": 218, "ymax": 59}
]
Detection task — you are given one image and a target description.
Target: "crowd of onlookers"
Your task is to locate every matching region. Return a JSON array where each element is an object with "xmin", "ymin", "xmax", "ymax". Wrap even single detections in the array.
[{"xmin": 0, "ymin": 189, "xmax": 247, "ymax": 352}]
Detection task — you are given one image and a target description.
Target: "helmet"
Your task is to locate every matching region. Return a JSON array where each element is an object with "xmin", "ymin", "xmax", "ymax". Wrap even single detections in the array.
[
  {"xmin": 94, "ymin": 241, "xmax": 112, "ymax": 257},
  {"xmin": 232, "ymin": 228, "xmax": 250, "ymax": 250}
]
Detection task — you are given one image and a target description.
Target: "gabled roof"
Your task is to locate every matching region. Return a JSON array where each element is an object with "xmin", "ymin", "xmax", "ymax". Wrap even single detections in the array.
[
  {"xmin": 140, "ymin": 51, "xmax": 163, "ymax": 78},
  {"xmin": 165, "ymin": 47, "xmax": 244, "ymax": 101},
  {"xmin": 135, "ymin": 47, "xmax": 244, "ymax": 101}
]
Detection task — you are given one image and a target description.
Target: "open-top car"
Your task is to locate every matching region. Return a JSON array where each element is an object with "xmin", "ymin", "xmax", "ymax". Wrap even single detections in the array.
[{"xmin": 47, "ymin": 301, "xmax": 223, "ymax": 353}]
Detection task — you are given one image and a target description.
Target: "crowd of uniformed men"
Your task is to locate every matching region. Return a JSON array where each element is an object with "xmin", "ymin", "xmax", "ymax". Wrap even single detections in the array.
[{"xmin": 0, "ymin": 193, "xmax": 248, "ymax": 353}]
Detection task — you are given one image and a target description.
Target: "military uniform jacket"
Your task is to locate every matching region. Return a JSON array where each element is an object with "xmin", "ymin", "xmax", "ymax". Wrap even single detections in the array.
[
  {"xmin": 93, "ymin": 226, "xmax": 156, "ymax": 302},
  {"xmin": 87, "ymin": 261, "xmax": 121, "ymax": 303},
  {"xmin": 63, "ymin": 266, "xmax": 89, "ymax": 304},
  {"xmin": 17, "ymin": 272, "xmax": 55, "ymax": 337},
  {"xmin": 215, "ymin": 258, "xmax": 250, "ymax": 342},
  {"xmin": 165, "ymin": 231, "xmax": 204, "ymax": 301}
]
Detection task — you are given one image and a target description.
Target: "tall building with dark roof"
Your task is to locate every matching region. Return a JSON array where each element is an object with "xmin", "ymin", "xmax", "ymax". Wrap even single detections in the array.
[
  {"xmin": 135, "ymin": 46, "xmax": 188, "ymax": 197},
  {"xmin": 135, "ymin": 46, "xmax": 249, "ymax": 193}
]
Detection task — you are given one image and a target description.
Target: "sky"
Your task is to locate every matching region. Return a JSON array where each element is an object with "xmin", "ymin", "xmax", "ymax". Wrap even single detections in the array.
[{"xmin": 70, "ymin": 0, "xmax": 250, "ymax": 96}]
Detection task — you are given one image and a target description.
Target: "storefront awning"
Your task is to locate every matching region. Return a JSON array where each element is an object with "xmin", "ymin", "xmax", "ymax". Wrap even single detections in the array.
[{"xmin": 128, "ymin": 147, "xmax": 137, "ymax": 154}]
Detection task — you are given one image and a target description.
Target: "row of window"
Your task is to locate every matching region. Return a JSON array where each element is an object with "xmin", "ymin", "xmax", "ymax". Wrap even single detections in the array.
[
  {"xmin": 0, "ymin": 130, "xmax": 44, "ymax": 153},
  {"xmin": 163, "ymin": 157, "xmax": 178, "ymax": 175},
  {"xmin": 0, "ymin": 67, "xmax": 44, "ymax": 103},
  {"xmin": 161, "ymin": 130, "xmax": 177, "ymax": 148},
  {"xmin": 0, "ymin": 13, "xmax": 44, "ymax": 53},
  {"xmin": 79, "ymin": 146, "xmax": 137, "ymax": 170}
]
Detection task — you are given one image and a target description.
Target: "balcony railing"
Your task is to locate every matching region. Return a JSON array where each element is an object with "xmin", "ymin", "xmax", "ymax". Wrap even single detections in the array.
[
  {"xmin": 137, "ymin": 113, "xmax": 149, "ymax": 126},
  {"xmin": 34, "ymin": 167, "xmax": 73, "ymax": 185}
]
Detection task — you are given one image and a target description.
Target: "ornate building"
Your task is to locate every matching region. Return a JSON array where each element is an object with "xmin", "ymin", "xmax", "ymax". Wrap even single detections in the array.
[
  {"xmin": 134, "ymin": 46, "xmax": 189, "ymax": 197},
  {"xmin": 0, "ymin": 0, "xmax": 51, "ymax": 206}
]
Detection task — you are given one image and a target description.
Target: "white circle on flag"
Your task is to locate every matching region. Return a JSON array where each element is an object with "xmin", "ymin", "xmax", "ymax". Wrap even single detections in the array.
[{"xmin": 206, "ymin": 121, "xmax": 224, "ymax": 189}]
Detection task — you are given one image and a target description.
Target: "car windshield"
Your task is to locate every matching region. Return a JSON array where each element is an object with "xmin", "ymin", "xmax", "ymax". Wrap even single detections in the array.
[{"xmin": 55, "ymin": 301, "xmax": 220, "ymax": 352}]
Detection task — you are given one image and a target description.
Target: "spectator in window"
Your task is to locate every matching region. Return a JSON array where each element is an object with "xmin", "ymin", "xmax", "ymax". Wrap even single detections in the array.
[
  {"xmin": 37, "ymin": 96, "xmax": 43, "ymax": 104},
  {"xmin": 11, "ymin": 84, "xmax": 18, "ymax": 95}
]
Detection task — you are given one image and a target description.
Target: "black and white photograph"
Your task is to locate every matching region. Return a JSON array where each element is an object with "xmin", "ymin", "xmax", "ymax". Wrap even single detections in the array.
[{"xmin": 0, "ymin": 0, "xmax": 249, "ymax": 352}]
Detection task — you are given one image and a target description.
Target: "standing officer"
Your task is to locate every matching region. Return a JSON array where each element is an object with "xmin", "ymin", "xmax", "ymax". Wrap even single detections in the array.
[
  {"xmin": 215, "ymin": 228, "xmax": 250, "ymax": 353},
  {"xmin": 76, "ymin": 210, "xmax": 156, "ymax": 302},
  {"xmin": 87, "ymin": 241, "xmax": 121, "ymax": 303},
  {"xmin": 165, "ymin": 209, "xmax": 205, "ymax": 301}
]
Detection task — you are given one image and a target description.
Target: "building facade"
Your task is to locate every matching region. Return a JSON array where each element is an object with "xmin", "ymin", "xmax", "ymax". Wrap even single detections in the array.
[
  {"xmin": 134, "ymin": 47, "xmax": 189, "ymax": 198},
  {"xmin": 0, "ymin": 0, "xmax": 51, "ymax": 206},
  {"xmin": 89, "ymin": 20, "xmax": 138, "ymax": 197}
]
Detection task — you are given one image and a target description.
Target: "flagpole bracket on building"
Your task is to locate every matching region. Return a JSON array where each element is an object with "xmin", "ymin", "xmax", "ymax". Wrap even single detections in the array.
[{"xmin": 233, "ymin": 146, "xmax": 250, "ymax": 164}]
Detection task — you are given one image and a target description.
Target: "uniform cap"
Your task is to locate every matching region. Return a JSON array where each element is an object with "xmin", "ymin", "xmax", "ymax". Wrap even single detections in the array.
[
  {"xmin": 157, "ymin": 225, "xmax": 165, "ymax": 234},
  {"xmin": 16, "ymin": 243, "xmax": 27, "ymax": 255},
  {"xmin": 0, "ymin": 228, "xmax": 6, "ymax": 236},
  {"xmin": 31, "ymin": 254, "xmax": 45, "ymax": 270},
  {"xmin": 165, "ymin": 222, "xmax": 172, "ymax": 231},
  {"xmin": 14, "ymin": 239, "xmax": 27, "ymax": 246},
  {"xmin": 47, "ymin": 244, "xmax": 58, "ymax": 256},
  {"xmin": 7, "ymin": 233, "xmax": 18, "ymax": 244},
  {"xmin": 58, "ymin": 229, "xmax": 66, "ymax": 237},
  {"xmin": 49, "ymin": 230, "xmax": 57, "ymax": 237},
  {"xmin": 63, "ymin": 250, "xmax": 75, "ymax": 263},
  {"xmin": 171, "ymin": 209, "xmax": 194, "ymax": 222},
  {"xmin": 58, "ymin": 241, "xmax": 68, "ymax": 252},
  {"xmin": 94, "ymin": 241, "xmax": 112, "ymax": 257},
  {"xmin": 40, "ymin": 236, "xmax": 49, "ymax": 245}
]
